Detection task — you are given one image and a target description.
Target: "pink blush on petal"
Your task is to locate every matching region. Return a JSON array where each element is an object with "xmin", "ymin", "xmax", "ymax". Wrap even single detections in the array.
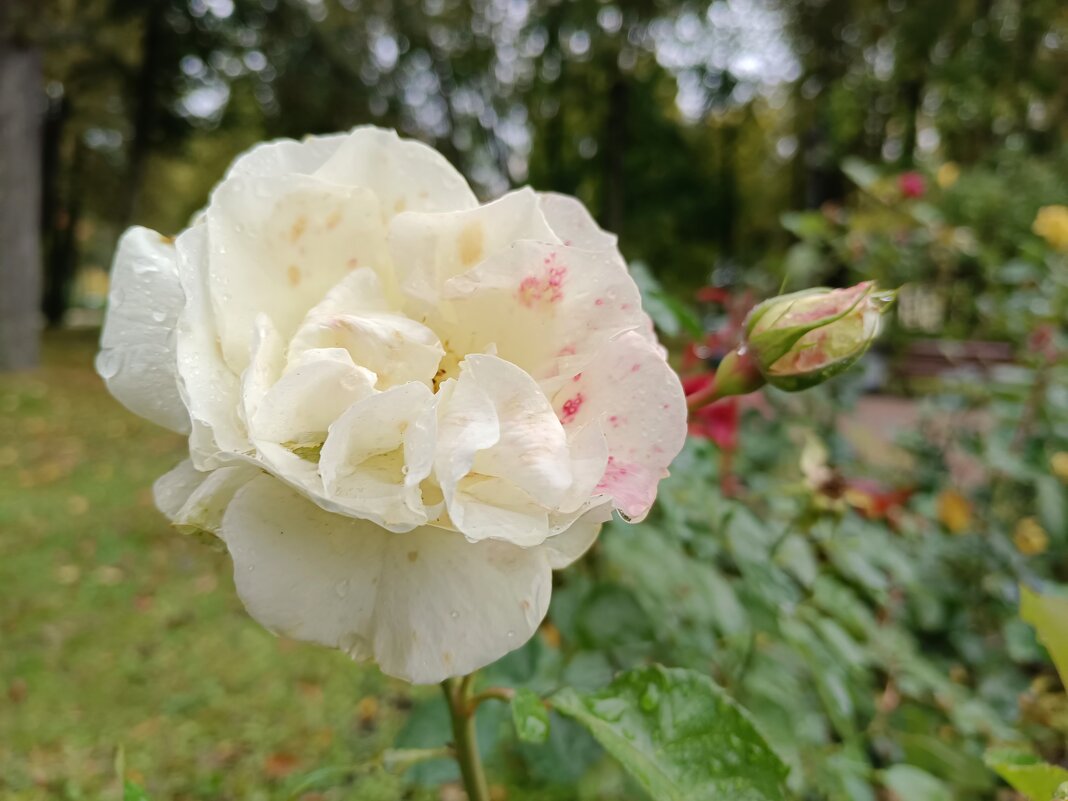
[{"xmin": 596, "ymin": 456, "xmax": 657, "ymax": 519}]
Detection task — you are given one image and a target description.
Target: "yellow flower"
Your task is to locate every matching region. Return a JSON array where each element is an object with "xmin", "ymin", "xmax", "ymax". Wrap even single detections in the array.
[
  {"xmin": 1051, "ymin": 452, "xmax": 1068, "ymax": 483},
  {"xmin": 1014, "ymin": 517, "xmax": 1049, "ymax": 556},
  {"xmin": 937, "ymin": 489, "xmax": 972, "ymax": 534},
  {"xmin": 936, "ymin": 162, "xmax": 960, "ymax": 189},
  {"xmin": 1033, "ymin": 205, "xmax": 1068, "ymax": 252}
]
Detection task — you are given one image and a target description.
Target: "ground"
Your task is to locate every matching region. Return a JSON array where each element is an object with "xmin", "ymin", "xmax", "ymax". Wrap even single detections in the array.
[{"xmin": 0, "ymin": 332, "xmax": 423, "ymax": 801}]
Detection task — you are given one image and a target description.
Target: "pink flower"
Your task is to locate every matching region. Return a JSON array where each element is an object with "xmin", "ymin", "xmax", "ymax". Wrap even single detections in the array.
[{"xmin": 898, "ymin": 171, "xmax": 926, "ymax": 199}]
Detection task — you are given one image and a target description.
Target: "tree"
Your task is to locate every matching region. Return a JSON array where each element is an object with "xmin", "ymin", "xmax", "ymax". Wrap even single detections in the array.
[{"xmin": 0, "ymin": 1, "xmax": 43, "ymax": 371}]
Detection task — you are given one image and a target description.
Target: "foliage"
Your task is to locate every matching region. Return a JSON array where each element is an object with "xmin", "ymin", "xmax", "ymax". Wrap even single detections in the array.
[{"xmin": 553, "ymin": 665, "xmax": 787, "ymax": 801}]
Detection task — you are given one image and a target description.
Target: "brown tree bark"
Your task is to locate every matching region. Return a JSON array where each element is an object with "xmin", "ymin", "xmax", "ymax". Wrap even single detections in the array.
[{"xmin": 0, "ymin": 31, "xmax": 44, "ymax": 370}]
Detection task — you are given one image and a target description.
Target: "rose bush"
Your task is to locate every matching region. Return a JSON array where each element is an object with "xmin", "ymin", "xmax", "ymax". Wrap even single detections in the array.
[{"xmin": 96, "ymin": 126, "xmax": 687, "ymax": 683}]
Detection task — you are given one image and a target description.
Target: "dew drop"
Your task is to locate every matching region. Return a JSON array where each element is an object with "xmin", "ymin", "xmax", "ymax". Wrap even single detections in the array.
[
  {"xmin": 335, "ymin": 579, "xmax": 350, "ymax": 598},
  {"xmin": 95, "ymin": 350, "xmax": 121, "ymax": 379},
  {"xmin": 450, "ymin": 610, "xmax": 459, "ymax": 619},
  {"xmin": 151, "ymin": 310, "xmax": 167, "ymax": 323},
  {"xmin": 506, "ymin": 630, "xmax": 515, "ymax": 638}
]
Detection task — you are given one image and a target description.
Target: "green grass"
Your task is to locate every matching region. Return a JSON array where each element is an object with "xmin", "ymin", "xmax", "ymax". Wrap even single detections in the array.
[{"xmin": 0, "ymin": 332, "xmax": 426, "ymax": 801}]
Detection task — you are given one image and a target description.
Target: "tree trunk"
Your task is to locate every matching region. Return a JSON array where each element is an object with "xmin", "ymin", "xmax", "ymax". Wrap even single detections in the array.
[
  {"xmin": 0, "ymin": 41, "xmax": 43, "ymax": 370},
  {"xmin": 123, "ymin": 0, "xmax": 165, "ymax": 226},
  {"xmin": 41, "ymin": 91, "xmax": 72, "ymax": 327}
]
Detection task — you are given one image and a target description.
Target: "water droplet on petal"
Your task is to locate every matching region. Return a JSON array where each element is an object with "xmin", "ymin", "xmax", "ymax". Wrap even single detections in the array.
[
  {"xmin": 450, "ymin": 610, "xmax": 459, "ymax": 619},
  {"xmin": 95, "ymin": 349, "xmax": 121, "ymax": 379},
  {"xmin": 335, "ymin": 579, "xmax": 350, "ymax": 598}
]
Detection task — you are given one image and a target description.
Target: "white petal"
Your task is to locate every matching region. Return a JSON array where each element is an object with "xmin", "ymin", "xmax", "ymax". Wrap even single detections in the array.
[
  {"xmin": 319, "ymin": 382, "xmax": 437, "ymax": 529},
  {"xmin": 206, "ymin": 173, "xmax": 391, "ymax": 372},
  {"xmin": 153, "ymin": 459, "xmax": 204, "ymax": 520},
  {"xmin": 462, "ymin": 355, "xmax": 572, "ymax": 504},
  {"xmin": 541, "ymin": 505, "xmax": 611, "ymax": 569},
  {"xmin": 291, "ymin": 267, "xmax": 393, "ymax": 322},
  {"xmin": 223, "ymin": 132, "xmax": 349, "ymax": 181},
  {"xmin": 442, "ymin": 240, "xmax": 648, "ymax": 392},
  {"xmin": 250, "ymin": 348, "xmax": 377, "ymax": 445},
  {"xmin": 173, "ymin": 225, "xmax": 248, "ymax": 465},
  {"xmin": 537, "ymin": 192, "xmax": 617, "ymax": 250},
  {"xmin": 555, "ymin": 419, "xmax": 610, "ymax": 515},
  {"xmin": 154, "ymin": 459, "xmax": 259, "ymax": 535},
  {"xmin": 552, "ymin": 331, "xmax": 687, "ymax": 521},
  {"xmin": 435, "ymin": 355, "xmax": 579, "ymax": 545},
  {"xmin": 241, "ymin": 314, "xmax": 286, "ymax": 430},
  {"xmin": 389, "ymin": 187, "xmax": 559, "ymax": 312},
  {"xmin": 96, "ymin": 227, "xmax": 189, "ymax": 433},
  {"xmin": 288, "ymin": 311, "xmax": 443, "ymax": 390},
  {"xmin": 221, "ymin": 476, "xmax": 556, "ymax": 684},
  {"xmin": 313, "ymin": 126, "xmax": 478, "ymax": 216}
]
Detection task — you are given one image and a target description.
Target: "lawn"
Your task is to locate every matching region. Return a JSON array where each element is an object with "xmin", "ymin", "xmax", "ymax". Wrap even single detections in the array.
[{"xmin": 0, "ymin": 332, "xmax": 422, "ymax": 801}]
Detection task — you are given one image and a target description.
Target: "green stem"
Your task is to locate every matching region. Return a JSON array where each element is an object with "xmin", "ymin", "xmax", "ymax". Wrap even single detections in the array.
[{"xmin": 442, "ymin": 676, "xmax": 490, "ymax": 801}]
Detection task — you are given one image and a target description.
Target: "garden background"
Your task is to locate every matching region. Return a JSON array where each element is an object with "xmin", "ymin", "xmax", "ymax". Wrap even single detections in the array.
[{"xmin": 1, "ymin": 1, "xmax": 1067, "ymax": 799}]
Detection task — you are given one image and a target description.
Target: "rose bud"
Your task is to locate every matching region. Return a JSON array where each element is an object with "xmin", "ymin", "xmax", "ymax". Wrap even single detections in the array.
[{"xmin": 730, "ymin": 281, "xmax": 894, "ymax": 392}]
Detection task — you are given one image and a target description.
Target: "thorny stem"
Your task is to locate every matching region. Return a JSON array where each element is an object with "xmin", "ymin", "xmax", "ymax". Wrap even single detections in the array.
[{"xmin": 441, "ymin": 676, "xmax": 490, "ymax": 801}]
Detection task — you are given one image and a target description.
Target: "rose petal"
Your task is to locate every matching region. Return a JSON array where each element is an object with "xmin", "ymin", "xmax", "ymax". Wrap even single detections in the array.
[
  {"xmin": 288, "ymin": 311, "xmax": 443, "ymax": 391},
  {"xmin": 552, "ymin": 331, "xmax": 687, "ymax": 521},
  {"xmin": 221, "ymin": 475, "xmax": 557, "ymax": 683},
  {"xmin": 206, "ymin": 173, "xmax": 391, "ymax": 372},
  {"xmin": 537, "ymin": 192, "xmax": 617, "ymax": 250},
  {"xmin": 250, "ymin": 348, "xmax": 377, "ymax": 446},
  {"xmin": 319, "ymin": 382, "xmax": 437, "ymax": 529},
  {"xmin": 173, "ymin": 225, "xmax": 248, "ymax": 466},
  {"xmin": 154, "ymin": 459, "xmax": 258, "ymax": 535},
  {"xmin": 313, "ymin": 126, "xmax": 478, "ymax": 216},
  {"xmin": 442, "ymin": 240, "xmax": 649, "ymax": 393},
  {"xmin": 541, "ymin": 505, "xmax": 611, "ymax": 569},
  {"xmin": 223, "ymin": 132, "xmax": 348, "ymax": 182},
  {"xmin": 389, "ymin": 187, "xmax": 558, "ymax": 313},
  {"xmin": 96, "ymin": 227, "xmax": 189, "ymax": 433}
]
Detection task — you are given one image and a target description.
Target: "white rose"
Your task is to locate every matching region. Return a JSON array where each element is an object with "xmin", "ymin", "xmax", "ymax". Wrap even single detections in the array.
[{"xmin": 97, "ymin": 127, "xmax": 687, "ymax": 683}]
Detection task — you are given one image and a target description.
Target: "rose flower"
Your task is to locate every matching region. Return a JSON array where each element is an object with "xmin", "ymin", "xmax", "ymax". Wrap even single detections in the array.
[{"xmin": 97, "ymin": 127, "xmax": 687, "ymax": 683}]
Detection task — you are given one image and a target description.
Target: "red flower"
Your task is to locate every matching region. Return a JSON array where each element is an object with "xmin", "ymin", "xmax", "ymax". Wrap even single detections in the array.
[
  {"xmin": 690, "ymin": 398, "xmax": 740, "ymax": 451},
  {"xmin": 898, "ymin": 171, "xmax": 926, "ymax": 199}
]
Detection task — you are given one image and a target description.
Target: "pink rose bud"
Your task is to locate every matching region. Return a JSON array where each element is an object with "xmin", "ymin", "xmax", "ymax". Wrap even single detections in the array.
[{"xmin": 741, "ymin": 281, "xmax": 894, "ymax": 391}]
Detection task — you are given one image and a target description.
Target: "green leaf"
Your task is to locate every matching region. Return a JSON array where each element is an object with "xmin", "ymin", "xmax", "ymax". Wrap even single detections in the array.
[
  {"xmin": 1037, "ymin": 476, "xmax": 1067, "ymax": 544},
  {"xmin": 780, "ymin": 211, "xmax": 833, "ymax": 241},
  {"xmin": 985, "ymin": 747, "xmax": 1068, "ymax": 801},
  {"xmin": 841, "ymin": 157, "xmax": 880, "ymax": 190},
  {"xmin": 511, "ymin": 688, "xmax": 550, "ymax": 744},
  {"xmin": 552, "ymin": 665, "xmax": 788, "ymax": 801},
  {"xmin": 881, "ymin": 765, "xmax": 952, "ymax": 801},
  {"xmin": 1020, "ymin": 585, "xmax": 1068, "ymax": 683},
  {"xmin": 124, "ymin": 781, "xmax": 152, "ymax": 801}
]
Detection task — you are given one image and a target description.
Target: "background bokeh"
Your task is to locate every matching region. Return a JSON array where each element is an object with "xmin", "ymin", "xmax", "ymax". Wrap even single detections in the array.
[{"xmin": 2, "ymin": 1, "xmax": 1068, "ymax": 800}]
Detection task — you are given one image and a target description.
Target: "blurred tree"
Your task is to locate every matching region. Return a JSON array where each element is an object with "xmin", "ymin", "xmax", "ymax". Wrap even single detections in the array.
[
  {"xmin": 15, "ymin": 0, "xmax": 1068, "ymax": 341},
  {"xmin": 0, "ymin": 0, "xmax": 43, "ymax": 370}
]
